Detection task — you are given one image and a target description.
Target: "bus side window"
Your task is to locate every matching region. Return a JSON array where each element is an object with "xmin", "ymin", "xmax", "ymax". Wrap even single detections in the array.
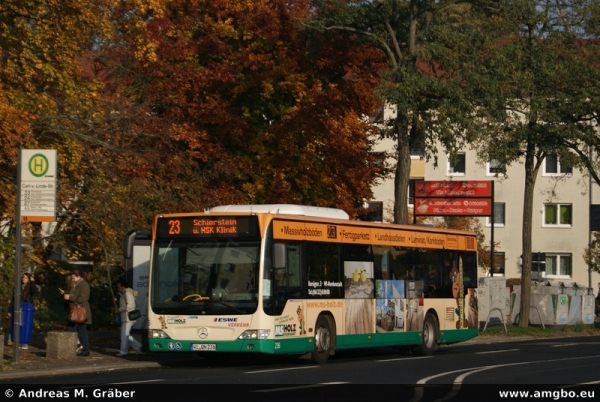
[
  {"xmin": 272, "ymin": 242, "xmax": 301, "ymax": 287},
  {"xmin": 390, "ymin": 251, "xmax": 409, "ymax": 280},
  {"xmin": 372, "ymin": 246, "xmax": 390, "ymax": 279},
  {"xmin": 308, "ymin": 242, "xmax": 342, "ymax": 298}
]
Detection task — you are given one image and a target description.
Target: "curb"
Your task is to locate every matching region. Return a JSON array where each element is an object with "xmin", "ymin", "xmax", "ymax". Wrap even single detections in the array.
[
  {"xmin": 0, "ymin": 353, "xmax": 203, "ymax": 381},
  {"xmin": 1, "ymin": 330, "xmax": 198, "ymax": 381},
  {"xmin": 0, "ymin": 361, "xmax": 164, "ymax": 380}
]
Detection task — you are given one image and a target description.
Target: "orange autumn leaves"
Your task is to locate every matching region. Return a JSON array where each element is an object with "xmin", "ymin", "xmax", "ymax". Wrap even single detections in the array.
[
  {"xmin": 0, "ymin": 0, "xmax": 390, "ymax": 269},
  {"xmin": 96, "ymin": 0, "xmax": 389, "ymax": 216}
]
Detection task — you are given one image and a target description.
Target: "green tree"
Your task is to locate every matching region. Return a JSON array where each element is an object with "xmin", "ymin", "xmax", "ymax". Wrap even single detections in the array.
[
  {"xmin": 584, "ymin": 232, "xmax": 600, "ymax": 275},
  {"xmin": 306, "ymin": 0, "xmax": 491, "ymax": 223},
  {"xmin": 472, "ymin": 0, "xmax": 600, "ymax": 326}
]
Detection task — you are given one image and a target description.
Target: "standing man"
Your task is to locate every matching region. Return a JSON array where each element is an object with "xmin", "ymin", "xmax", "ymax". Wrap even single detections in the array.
[{"xmin": 62, "ymin": 270, "xmax": 91, "ymax": 356}]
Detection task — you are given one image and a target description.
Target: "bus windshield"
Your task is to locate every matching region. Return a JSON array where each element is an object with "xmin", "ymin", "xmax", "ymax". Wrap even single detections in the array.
[{"xmin": 150, "ymin": 239, "xmax": 260, "ymax": 315}]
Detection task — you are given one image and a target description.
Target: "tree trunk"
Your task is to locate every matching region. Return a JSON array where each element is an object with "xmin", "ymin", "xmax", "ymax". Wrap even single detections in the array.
[
  {"xmin": 393, "ymin": 110, "xmax": 411, "ymax": 224},
  {"xmin": 518, "ymin": 141, "xmax": 538, "ymax": 327}
]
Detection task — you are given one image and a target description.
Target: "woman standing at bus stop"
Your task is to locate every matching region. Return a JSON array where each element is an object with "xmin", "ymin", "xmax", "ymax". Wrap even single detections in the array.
[
  {"xmin": 115, "ymin": 280, "xmax": 142, "ymax": 356},
  {"xmin": 62, "ymin": 270, "xmax": 91, "ymax": 357},
  {"xmin": 6, "ymin": 272, "xmax": 39, "ymax": 349}
]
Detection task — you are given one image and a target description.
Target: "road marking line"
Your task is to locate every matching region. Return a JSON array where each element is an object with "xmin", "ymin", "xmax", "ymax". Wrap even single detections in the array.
[
  {"xmin": 61, "ymin": 379, "xmax": 165, "ymax": 389},
  {"xmin": 476, "ymin": 348, "xmax": 520, "ymax": 354},
  {"xmin": 377, "ymin": 356, "xmax": 433, "ymax": 362},
  {"xmin": 245, "ymin": 366, "xmax": 318, "ymax": 374},
  {"xmin": 252, "ymin": 383, "xmax": 349, "ymax": 392},
  {"xmin": 564, "ymin": 380, "xmax": 600, "ymax": 388},
  {"xmin": 107, "ymin": 379, "xmax": 166, "ymax": 384},
  {"xmin": 530, "ymin": 341, "xmax": 600, "ymax": 346},
  {"xmin": 411, "ymin": 354, "xmax": 600, "ymax": 402},
  {"xmin": 410, "ymin": 368, "xmax": 475, "ymax": 402}
]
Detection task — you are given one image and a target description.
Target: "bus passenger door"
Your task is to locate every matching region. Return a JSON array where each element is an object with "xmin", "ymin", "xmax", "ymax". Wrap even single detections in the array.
[{"xmin": 271, "ymin": 242, "xmax": 303, "ymax": 316}]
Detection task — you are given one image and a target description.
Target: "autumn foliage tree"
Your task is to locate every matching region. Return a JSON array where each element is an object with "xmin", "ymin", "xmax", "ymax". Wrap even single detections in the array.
[
  {"xmin": 0, "ymin": 0, "xmax": 391, "ymax": 328},
  {"xmin": 87, "ymin": 0, "xmax": 389, "ymax": 219},
  {"xmin": 44, "ymin": 0, "xmax": 390, "ymax": 273},
  {"xmin": 0, "ymin": 0, "xmax": 114, "ymax": 321}
]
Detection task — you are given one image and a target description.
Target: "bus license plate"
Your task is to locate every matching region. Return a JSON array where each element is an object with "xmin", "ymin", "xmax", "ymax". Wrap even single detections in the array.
[{"xmin": 192, "ymin": 344, "xmax": 216, "ymax": 351}]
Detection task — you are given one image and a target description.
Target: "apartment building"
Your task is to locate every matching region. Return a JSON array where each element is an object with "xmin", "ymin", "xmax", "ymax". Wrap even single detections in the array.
[{"xmin": 370, "ymin": 136, "xmax": 600, "ymax": 288}]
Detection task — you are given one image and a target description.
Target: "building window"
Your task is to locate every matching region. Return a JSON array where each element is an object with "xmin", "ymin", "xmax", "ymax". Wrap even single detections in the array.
[
  {"xmin": 543, "ymin": 204, "xmax": 572, "ymax": 227},
  {"xmin": 491, "ymin": 252, "xmax": 505, "ymax": 276},
  {"xmin": 544, "ymin": 254, "xmax": 572, "ymax": 278},
  {"xmin": 486, "ymin": 203, "xmax": 505, "ymax": 227},
  {"xmin": 410, "ymin": 130, "xmax": 425, "ymax": 157},
  {"xmin": 408, "ymin": 178, "xmax": 423, "ymax": 206},
  {"xmin": 486, "ymin": 159, "xmax": 506, "ymax": 176},
  {"xmin": 447, "ymin": 152, "xmax": 465, "ymax": 176},
  {"xmin": 543, "ymin": 154, "xmax": 572, "ymax": 176}
]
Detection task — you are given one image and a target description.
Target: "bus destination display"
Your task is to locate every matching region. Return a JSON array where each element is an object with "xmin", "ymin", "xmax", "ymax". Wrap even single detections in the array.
[{"xmin": 156, "ymin": 216, "xmax": 259, "ymax": 238}]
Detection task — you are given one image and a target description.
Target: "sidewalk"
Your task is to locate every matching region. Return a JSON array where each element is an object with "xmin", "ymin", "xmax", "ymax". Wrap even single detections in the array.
[
  {"xmin": 0, "ymin": 330, "xmax": 583, "ymax": 381},
  {"xmin": 0, "ymin": 331, "xmax": 196, "ymax": 381}
]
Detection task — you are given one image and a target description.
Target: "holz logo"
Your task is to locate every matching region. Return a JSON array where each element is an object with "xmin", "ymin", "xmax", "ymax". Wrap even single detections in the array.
[
  {"xmin": 275, "ymin": 324, "xmax": 296, "ymax": 336},
  {"xmin": 167, "ymin": 318, "xmax": 186, "ymax": 324},
  {"xmin": 28, "ymin": 154, "xmax": 49, "ymax": 178}
]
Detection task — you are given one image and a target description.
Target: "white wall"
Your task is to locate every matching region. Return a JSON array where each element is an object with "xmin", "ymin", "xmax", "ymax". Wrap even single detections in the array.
[{"xmin": 369, "ymin": 132, "xmax": 600, "ymax": 287}]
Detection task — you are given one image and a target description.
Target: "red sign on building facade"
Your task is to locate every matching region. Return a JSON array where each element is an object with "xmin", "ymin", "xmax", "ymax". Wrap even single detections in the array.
[
  {"xmin": 414, "ymin": 198, "xmax": 493, "ymax": 216},
  {"xmin": 414, "ymin": 180, "xmax": 493, "ymax": 217},
  {"xmin": 415, "ymin": 180, "xmax": 492, "ymax": 198}
]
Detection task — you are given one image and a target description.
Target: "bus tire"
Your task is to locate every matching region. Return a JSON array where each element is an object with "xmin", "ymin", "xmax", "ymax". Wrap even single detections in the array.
[
  {"xmin": 412, "ymin": 312, "xmax": 438, "ymax": 356},
  {"xmin": 310, "ymin": 315, "xmax": 334, "ymax": 364}
]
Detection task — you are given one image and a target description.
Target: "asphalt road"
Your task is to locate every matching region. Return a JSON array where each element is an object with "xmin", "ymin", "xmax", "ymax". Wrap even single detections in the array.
[{"xmin": 1, "ymin": 336, "xmax": 599, "ymax": 401}]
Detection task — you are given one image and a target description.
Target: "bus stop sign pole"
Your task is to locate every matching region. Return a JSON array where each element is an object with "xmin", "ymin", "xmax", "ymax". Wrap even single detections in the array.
[
  {"xmin": 15, "ymin": 149, "xmax": 57, "ymax": 362},
  {"xmin": 14, "ymin": 151, "xmax": 22, "ymax": 362}
]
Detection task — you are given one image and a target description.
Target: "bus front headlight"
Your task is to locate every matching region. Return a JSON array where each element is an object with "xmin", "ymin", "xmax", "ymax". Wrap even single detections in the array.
[
  {"xmin": 238, "ymin": 330, "xmax": 270, "ymax": 340},
  {"xmin": 150, "ymin": 329, "xmax": 171, "ymax": 339}
]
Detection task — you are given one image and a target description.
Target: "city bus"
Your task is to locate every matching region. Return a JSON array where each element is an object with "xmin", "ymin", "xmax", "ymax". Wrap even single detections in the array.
[{"xmin": 132, "ymin": 204, "xmax": 479, "ymax": 363}]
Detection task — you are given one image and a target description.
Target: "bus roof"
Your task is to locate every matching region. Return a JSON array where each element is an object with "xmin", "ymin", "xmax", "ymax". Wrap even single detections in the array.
[{"xmin": 209, "ymin": 204, "xmax": 350, "ymax": 220}]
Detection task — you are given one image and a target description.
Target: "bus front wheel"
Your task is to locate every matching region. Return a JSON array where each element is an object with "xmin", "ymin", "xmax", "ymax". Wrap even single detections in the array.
[
  {"xmin": 310, "ymin": 315, "xmax": 334, "ymax": 364},
  {"xmin": 412, "ymin": 312, "xmax": 438, "ymax": 356}
]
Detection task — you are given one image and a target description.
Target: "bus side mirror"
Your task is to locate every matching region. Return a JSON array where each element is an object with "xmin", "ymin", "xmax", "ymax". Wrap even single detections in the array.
[
  {"xmin": 273, "ymin": 243, "xmax": 286, "ymax": 269},
  {"xmin": 123, "ymin": 228, "xmax": 151, "ymax": 259}
]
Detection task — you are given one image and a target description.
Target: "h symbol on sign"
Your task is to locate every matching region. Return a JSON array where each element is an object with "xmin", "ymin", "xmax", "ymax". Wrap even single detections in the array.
[{"xmin": 33, "ymin": 158, "xmax": 44, "ymax": 171}]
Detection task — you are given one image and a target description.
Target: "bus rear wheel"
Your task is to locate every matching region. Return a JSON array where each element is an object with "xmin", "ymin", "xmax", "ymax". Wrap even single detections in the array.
[
  {"xmin": 310, "ymin": 315, "xmax": 334, "ymax": 364},
  {"xmin": 412, "ymin": 312, "xmax": 438, "ymax": 356}
]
